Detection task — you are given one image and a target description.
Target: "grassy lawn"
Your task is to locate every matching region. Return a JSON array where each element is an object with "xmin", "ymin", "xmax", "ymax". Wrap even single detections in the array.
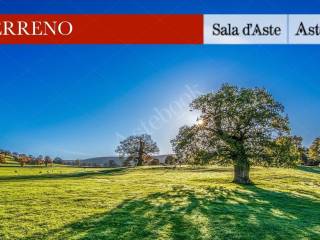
[{"xmin": 0, "ymin": 165, "xmax": 319, "ymax": 240}]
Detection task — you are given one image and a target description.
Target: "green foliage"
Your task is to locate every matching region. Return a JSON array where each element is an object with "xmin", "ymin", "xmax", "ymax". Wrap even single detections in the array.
[
  {"xmin": 269, "ymin": 136, "xmax": 302, "ymax": 167},
  {"xmin": 171, "ymin": 125, "xmax": 198, "ymax": 163},
  {"xmin": 173, "ymin": 84, "xmax": 290, "ymax": 165},
  {"xmin": 53, "ymin": 157, "xmax": 63, "ymax": 164},
  {"xmin": 44, "ymin": 156, "xmax": 53, "ymax": 167},
  {"xmin": 116, "ymin": 134, "xmax": 159, "ymax": 166},
  {"xmin": 145, "ymin": 158, "xmax": 160, "ymax": 166},
  {"xmin": 308, "ymin": 137, "xmax": 320, "ymax": 164},
  {"xmin": 0, "ymin": 166, "xmax": 319, "ymax": 239},
  {"xmin": 164, "ymin": 155, "xmax": 177, "ymax": 165}
]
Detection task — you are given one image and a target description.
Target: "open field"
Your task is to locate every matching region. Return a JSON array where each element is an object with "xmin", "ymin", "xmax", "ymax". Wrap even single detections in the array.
[{"xmin": 0, "ymin": 165, "xmax": 319, "ymax": 240}]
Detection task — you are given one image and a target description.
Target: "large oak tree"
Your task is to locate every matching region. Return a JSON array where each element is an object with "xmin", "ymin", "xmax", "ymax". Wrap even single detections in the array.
[
  {"xmin": 172, "ymin": 84, "xmax": 290, "ymax": 184},
  {"xmin": 116, "ymin": 134, "xmax": 159, "ymax": 166}
]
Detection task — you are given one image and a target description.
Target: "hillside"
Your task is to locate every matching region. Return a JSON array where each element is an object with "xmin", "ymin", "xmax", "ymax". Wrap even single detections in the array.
[
  {"xmin": 0, "ymin": 165, "xmax": 319, "ymax": 240},
  {"xmin": 63, "ymin": 155, "xmax": 172, "ymax": 166},
  {"xmin": 0, "ymin": 155, "xmax": 19, "ymax": 167}
]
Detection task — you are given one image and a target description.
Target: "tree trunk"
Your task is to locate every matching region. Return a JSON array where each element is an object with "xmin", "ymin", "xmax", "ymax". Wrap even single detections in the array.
[
  {"xmin": 136, "ymin": 156, "xmax": 143, "ymax": 166},
  {"xmin": 136, "ymin": 139, "xmax": 144, "ymax": 166},
  {"xmin": 233, "ymin": 160, "xmax": 251, "ymax": 184}
]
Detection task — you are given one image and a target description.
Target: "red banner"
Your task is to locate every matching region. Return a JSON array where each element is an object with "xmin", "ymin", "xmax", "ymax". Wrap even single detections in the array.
[{"xmin": 0, "ymin": 14, "xmax": 203, "ymax": 44}]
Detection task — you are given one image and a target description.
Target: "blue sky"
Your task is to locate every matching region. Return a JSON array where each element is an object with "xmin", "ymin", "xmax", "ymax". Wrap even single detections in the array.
[{"xmin": 0, "ymin": 1, "xmax": 320, "ymax": 159}]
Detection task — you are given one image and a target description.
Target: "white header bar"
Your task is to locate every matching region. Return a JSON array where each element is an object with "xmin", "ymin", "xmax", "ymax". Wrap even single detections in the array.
[{"xmin": 204, "ymin": 14, "xmax": 320, "ymax": 44}]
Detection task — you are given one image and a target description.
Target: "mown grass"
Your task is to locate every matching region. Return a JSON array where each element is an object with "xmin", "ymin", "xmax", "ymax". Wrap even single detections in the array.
[{"xmin": 0, "ymin": 165, "xmax": 319, "ymax": 240}]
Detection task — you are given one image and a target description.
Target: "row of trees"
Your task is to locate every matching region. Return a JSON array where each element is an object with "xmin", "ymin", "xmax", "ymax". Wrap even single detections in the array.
[
  {"xmin": 171, "ymin": 134, "xmax": 319, "ymax": 168},
  {"xmin": 116, "ymin": 84, "xmax": 320, "ymax": 184},
  {"xmin": 0, "ymin": 150, "xmax": 62, "ymax": 167}
]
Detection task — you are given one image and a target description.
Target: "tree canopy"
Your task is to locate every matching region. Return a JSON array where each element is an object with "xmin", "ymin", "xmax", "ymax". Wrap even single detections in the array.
[
  {"xmin": 308, "ymin": 137, "xmax": 320, "ymax": 164},
  {"xmin": 116, "ymin": 134, "xmax": 159, "ymax": 166},
  {"xmin": 270, "ymin": 136, "xmax": 302, "ymax": 167}
]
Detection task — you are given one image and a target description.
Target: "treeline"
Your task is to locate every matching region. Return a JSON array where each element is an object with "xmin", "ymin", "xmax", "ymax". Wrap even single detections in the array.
[
  {"xmin": 0, "ymin": 150, "xmax": 63, "ymax": 167},
  {"xmin": 64, "ymin": 159, "xmax": 120, "ymax": 168},
  {"xmin": 172, "ymin": 135, "xmax": 320, "ymax": 167},
  {"xmin": 115, "ymin": 135, "xmax": 320, "ymax": 167}
]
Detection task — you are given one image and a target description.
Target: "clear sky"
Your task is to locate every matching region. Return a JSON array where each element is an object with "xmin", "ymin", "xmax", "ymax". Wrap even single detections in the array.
[{"xmin": 0, "ymin": 1, "xmax": 320, "ymax": 159}]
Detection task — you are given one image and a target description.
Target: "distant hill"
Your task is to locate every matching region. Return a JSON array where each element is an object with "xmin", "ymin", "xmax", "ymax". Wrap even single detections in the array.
[{"xmin": 62, "ymin": 155, "xmax": 173, "ymax": 167}]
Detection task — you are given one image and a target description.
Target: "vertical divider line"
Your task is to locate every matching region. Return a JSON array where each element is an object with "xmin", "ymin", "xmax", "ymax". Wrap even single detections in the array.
[{"xmin": 287, "ymin": 14, "xmax": 290, "ymax": 44}]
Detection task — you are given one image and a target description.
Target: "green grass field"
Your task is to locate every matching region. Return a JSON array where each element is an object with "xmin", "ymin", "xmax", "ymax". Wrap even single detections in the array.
[{"xmin": 0, "ymin": 165, "xmax": 319, "ymax": 240}]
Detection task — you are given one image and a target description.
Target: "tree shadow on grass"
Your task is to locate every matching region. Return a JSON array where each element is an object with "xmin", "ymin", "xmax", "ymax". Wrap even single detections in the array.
[
  {"xmin": 23, "ymin": 185, "xmax": 320, "ymax": 240},
  {"xmin": 0, "ymin": 168, "xmax": 127, "ymax": 182},
  {"xmin": 138, "ymin": 166, "xmax": 233, "ymax": 174},
  {"xmin": 297, "ymin": 166, "xmax": 320, "ymax": 175},
  {"xmin": 185, "ymin": 167, "xmax": 232, "ymax": 173}
]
